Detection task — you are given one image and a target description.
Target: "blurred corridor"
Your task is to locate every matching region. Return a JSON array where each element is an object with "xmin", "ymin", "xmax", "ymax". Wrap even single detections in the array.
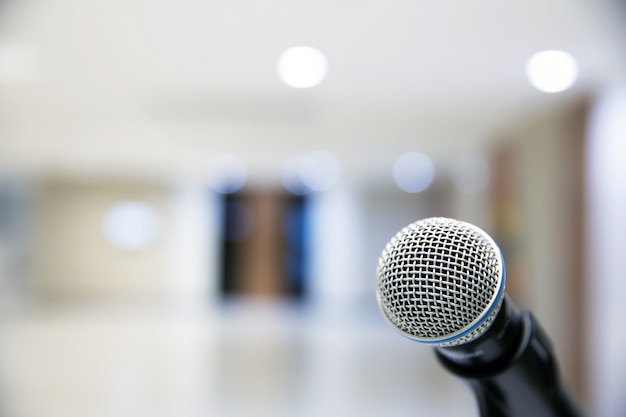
[{"xmin": 0, "ymin": 0, "xmax": 625, "ymax": 416}]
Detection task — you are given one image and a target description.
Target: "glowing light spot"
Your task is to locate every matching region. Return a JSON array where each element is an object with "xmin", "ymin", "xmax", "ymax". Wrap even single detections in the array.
[
  {"xmin": 393, "ymin": 152, "xmax": 435, "ymax": 193},
  {"xmin": 102, "ymin": 202, "xmax": 162, "ymax": 251},
  {"xmin": 526, "ymin": 50, "xmax": 578, "ymax": 93},
  {"xmin": 277, "ymin": 46, "xmax": 328, "ymax": 89}
]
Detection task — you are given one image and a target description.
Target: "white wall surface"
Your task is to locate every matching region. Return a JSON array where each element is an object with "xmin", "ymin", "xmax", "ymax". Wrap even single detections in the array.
[{"xmin": 587, "ymin": 85, "xmax": 626, "ymax": 417}]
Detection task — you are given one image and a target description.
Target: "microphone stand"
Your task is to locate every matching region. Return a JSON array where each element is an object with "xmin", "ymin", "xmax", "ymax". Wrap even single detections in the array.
[{"xmin": 435, "ymin": 297, "xmax": 585, "ymax": 417}]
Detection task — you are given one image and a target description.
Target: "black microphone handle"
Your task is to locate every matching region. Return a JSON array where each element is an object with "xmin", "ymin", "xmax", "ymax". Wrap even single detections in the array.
[{"xmin": 435, "ymin": 296, "xmax": 585, "ymax": 417}]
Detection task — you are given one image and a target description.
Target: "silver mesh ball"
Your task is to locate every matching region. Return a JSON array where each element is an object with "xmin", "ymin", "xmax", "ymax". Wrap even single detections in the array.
[{"xmin": 376, "ymin": 217, "xmax": 505, "ymax": 346}]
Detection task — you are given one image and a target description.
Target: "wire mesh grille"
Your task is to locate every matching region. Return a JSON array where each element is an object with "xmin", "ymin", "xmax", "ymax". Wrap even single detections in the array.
[{"xmin": 376, "ymin": 217, "xmax": 503, "ymax": 344}]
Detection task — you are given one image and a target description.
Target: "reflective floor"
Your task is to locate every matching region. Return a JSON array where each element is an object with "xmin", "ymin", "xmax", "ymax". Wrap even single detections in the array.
[{"xmin": 0, "ymin": 300, "xmax": 476, "ymax": 417}]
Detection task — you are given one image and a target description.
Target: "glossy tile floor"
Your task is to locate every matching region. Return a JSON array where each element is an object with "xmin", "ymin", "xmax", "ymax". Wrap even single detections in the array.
[{"xmin": 0, "ymin": 300, "xmax": 475, "ymax": 417}]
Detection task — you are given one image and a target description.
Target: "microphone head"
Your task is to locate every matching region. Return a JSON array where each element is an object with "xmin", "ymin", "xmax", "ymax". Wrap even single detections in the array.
[{"xmin": 376, "ymin": 217, "xmax": 506, "ymax": 347}]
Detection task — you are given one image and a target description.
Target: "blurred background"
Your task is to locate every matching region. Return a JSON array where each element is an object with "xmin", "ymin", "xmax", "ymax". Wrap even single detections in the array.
[{"xmin": 0, "ymin": 0, "xmax": 625, "ymax": 416}]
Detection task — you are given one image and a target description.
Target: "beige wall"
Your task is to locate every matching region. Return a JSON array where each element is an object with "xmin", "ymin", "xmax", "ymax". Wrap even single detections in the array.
[
  {"xmin": 32, "ymin": 179, "xmax": 171, "ymax": 302},
  {"xmin": 512, "ymin": 98, "xmax": 588, "ymax": 403}
]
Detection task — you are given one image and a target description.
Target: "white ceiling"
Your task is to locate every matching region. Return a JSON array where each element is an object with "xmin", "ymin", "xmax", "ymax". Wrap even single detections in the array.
[{"xmin": 0, "ymin": 0, "xmax": 624, "ymax": 180}]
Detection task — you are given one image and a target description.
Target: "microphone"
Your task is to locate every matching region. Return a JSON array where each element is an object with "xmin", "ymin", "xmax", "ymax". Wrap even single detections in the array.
[{"xmin": 376, "ymin": 217, "xmax": 585, "ymax": 417}]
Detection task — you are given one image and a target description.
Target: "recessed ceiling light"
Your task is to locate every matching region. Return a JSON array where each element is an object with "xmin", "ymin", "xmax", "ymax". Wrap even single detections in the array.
[
  {"xmin": 526, "ymin": 50, "xmax": 578, "ymax": 93},
  {"xmin": 277, "ymin": 46, "xmax": 328, "ymax": 89}
]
